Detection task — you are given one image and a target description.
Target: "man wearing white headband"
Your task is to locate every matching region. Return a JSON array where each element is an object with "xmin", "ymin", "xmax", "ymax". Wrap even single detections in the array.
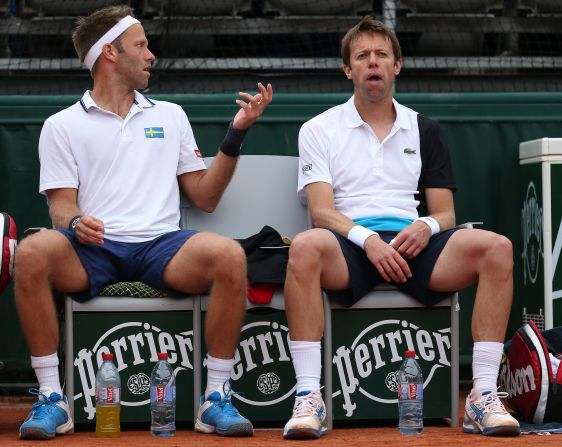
[{"xmin": 15, "ymin": 5, "xmax": 272, "ymax": 440}]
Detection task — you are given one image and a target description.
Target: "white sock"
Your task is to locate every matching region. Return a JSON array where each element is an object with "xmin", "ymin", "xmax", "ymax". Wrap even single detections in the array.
[
  {"xmin": 31, "ymin": 353, "xmax": 62, "ymax": 396},
  {"xmin": 472, "ymin": 341, "xmax": 504, "ymax": 394},
  {"xmin": 289, "ymin": 338, "xmax": 321, "ymax": 394},
  {"xmin": 205, "ymin": 355, "xmax": 235, "ymax": 398}
]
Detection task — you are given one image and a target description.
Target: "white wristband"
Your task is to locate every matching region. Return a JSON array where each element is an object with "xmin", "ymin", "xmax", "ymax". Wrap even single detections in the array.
[
  {"xmin": 414, "ymin": 216, "xmax": 440, "ymax": 236},
  {"xmin": 347, "ymin": 225, "xmax": 379, "ymax": 249}
]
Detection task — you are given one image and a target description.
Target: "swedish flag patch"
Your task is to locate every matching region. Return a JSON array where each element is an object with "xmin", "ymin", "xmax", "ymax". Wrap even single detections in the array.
[{"xmin": 145, "ymin": 127, "xmax": 164, "ymax": 138}]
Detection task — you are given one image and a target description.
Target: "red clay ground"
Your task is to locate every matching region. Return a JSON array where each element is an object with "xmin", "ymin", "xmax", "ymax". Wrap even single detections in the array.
[{"xmin": 1, "ymin": 391, "xmax": 560, "ymax": 447}]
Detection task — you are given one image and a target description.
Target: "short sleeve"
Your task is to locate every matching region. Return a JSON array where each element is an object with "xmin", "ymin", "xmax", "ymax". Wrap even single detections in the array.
[
  {"xmin": 39, "ymin": 118, "xmax": 79, "ymax": 195},
  {"xmin": 416, "ymin": 114, "xmax": 456, "ymax": 217},
  {"xmin": 297, "ymin": 120, "xmax": 333, "ymax": 203},
  {"xmin": 418, "ymin": 115, "xmax": 455, "ymax": 191},
  {"xmin": 177, "ymin": 107, "xmax": 206, "ymax": 176}
]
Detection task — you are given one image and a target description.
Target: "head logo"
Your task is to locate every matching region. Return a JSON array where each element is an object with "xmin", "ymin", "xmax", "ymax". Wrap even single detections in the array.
[
  {"xmin": 74, "ymin": 321, "xmax": 193, "ymax": 420},
  {"xmin": 521, "ymin": 181, "xmax": 543, "ymax": 285},
  {"xmin": 332, "ymin": 319, "xmax": 451, "ymax": 417}
]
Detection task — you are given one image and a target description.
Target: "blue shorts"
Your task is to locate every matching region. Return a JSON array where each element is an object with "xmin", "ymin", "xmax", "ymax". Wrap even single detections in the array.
[
  {"xmin": 325, "ymin": 228, "xmax": 460, "ymax": 307},
  {"xmin": 58, "ymin": 229, "xmax": 197, "ymax": 302}
]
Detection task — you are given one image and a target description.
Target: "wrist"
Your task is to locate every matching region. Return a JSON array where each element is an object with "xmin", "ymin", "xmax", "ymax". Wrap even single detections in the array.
[
  {"xmin": 347, "ymin": 225, "xmax": 379, "ymax": 249},
  {"xmin": 219, "ymin": 121, "xmax": 248, "ymax": 157},
  {"xmin": 414, "ymin": 216, "xmax": 440, "ymax": 236},
  {"xmin": 68, "ymin": 215, "xmax": 82, "ymax": 233}
]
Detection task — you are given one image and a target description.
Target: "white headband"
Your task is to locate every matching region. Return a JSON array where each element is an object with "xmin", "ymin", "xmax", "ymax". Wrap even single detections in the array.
[{"xmin": 83, "ymin": 15, "xmax": 140, "ymax": 71}]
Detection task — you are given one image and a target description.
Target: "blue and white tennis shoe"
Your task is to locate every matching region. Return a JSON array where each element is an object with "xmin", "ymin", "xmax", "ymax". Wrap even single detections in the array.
[
  {"xmin": 195, "ymin": 379, "xmax": 253, "ymax": 436},
  {"xmin": 19, "ymin": 387, "xmax": 73, "ymax": 440}
]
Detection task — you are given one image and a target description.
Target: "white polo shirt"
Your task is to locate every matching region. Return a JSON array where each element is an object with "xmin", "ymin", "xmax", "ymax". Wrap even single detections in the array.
[
  {"xmin": 298, "ymin": 96, "xmax": 438, "ymax": 224},
  {"xmin": 39, "ymin": 91, "xmax": 206, "ymax": 242}
]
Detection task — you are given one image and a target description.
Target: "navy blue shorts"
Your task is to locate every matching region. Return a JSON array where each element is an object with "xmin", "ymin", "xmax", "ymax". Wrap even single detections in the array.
[
  {"xmin": 58, "ymin": 229, "xmax": 197, "ymax": 302},
  {"xmin": 325, "ymin": 228, "xmax": 460, "ymax": 307}
]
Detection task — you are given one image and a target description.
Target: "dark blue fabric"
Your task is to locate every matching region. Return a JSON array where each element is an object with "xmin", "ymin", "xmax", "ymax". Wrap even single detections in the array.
[
  {"xmin": 325, "ymin": 228, "xmax": 460, "ymax": 307},
  {"xmin": 58, "ymin": 228, "xmax": 197, "ymax": 302},
  {"xmin": 520, "ymin": 422, "xmax": 562, "ymax": 434}
]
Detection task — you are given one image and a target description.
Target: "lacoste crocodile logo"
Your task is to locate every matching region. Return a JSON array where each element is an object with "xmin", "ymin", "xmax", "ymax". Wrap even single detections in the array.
[{"xmin": 403, "ymin": 148, "xmax": 416, "ymax": 155}]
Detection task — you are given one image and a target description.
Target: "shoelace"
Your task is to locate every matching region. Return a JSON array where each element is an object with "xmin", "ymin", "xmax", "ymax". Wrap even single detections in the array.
[
  {"xmin": 215, "ymin": 380, "xmax": 242, "ymax": 416},
  {"xmin": 27, "ymin": 388, "xmax": 60, "ymax": 420},
  {"xmin": 292, "ymin": 393, "xmax": 321, "ymax": 418},
  {"xmin": 480, "ymin": 391, "xmax": 509, "ymax": 415}
]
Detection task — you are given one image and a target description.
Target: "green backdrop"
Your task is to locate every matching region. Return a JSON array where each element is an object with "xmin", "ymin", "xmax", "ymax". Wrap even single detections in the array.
[{"xmin": 2, "ymin": 92, "xmax": 562, "ymax": 388}]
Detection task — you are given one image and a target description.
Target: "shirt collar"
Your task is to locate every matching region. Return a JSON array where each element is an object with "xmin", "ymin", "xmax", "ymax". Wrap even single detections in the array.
[
  {"xmin": 342, "ymin": 95, "xmax": 412, "ymax": 131},
  {"xmin": 79, "ymin": 90, "xmax": 155, "ymax": 113},
  {"xmin": 343, "ymin": 95, "xmax": 364, "ymax": 128},
  {"xmin": 392, "ymin": 98, "xmax": 412, "ymax": 131}
]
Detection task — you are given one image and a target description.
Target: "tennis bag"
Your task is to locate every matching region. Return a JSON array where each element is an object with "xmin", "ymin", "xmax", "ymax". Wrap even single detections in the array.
[
  {"xmin": 1, "ymin": 212, "xmax": 17, "ymax": 294},
  {"xmin": 498, "ymin": 320, "xmax": 562, "ymax": 423}
]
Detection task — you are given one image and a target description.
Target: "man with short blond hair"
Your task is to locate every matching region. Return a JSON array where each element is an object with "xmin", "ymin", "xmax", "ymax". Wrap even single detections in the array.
[{"xmin": 15, "ymin": 5, "xmax": 272, "ymax": 440}]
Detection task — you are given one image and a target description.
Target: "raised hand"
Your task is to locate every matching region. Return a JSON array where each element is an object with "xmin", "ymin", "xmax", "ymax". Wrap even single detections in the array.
[{"xmin": 232, "ymin": 82, "xmax": 273, "ymax": 130}]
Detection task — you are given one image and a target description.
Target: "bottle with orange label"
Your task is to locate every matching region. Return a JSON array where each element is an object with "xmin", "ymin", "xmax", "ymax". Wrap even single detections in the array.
[{"xmin": 95, "ymin": 352, "xmax": 121, "ymax": 437}]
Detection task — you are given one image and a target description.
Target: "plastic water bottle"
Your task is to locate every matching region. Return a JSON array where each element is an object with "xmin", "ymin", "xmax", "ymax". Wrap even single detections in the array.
[
  {"xmin": 95, "ymin": 353, "xmax": 121, "ymax": 437},
  {"xmin": 397, "ymin": 350, "xmax": 423, "ymax": 435},
  {"xmin": 150, "ymin": 352, "xmax": 176, "ymax": 437}
]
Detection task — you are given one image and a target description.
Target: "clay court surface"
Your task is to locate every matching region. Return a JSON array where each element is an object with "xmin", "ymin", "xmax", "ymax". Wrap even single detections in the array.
[{"xmin": 1, "ymin": 391, "xmax": 560, "ymax": 447}]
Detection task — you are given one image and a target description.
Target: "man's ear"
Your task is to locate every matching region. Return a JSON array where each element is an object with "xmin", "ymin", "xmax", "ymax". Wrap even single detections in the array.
[
  {"xmin": 343, "ymin": 63, "xmax": 353, "ymax": 80},
  {"xmin": 394, "ymin": 59, "xmax": 402, "ymax": 76},
  {"xmin": 100, "ymin": 43, "xmax": 118, "ymax": 64}
]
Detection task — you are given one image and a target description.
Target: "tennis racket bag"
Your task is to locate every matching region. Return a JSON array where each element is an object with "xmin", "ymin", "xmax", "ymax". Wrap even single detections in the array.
[
  {"xmin": 1, "ymin": 212, "xmax": 17, "ymax": 294},
  {"xmin": 498, "ymin": 320, "xmax": 562, "ymax": 423}
]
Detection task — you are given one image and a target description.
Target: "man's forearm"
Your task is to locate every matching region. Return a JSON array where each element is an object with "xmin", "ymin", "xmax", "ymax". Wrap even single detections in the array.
[{"xmin": 49, "ymin": 202, "xmax": 81, "ymax": 229}]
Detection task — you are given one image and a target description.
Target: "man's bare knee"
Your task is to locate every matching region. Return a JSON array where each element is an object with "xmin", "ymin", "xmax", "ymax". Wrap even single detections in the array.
[
  {"xmin": 14, "ymin": 237, "xmax": 48, "ymax": 281},
  {"xmin": 484, "ymin": 234, "xmax": 513, "ymax": 276},
  {"xmin": 214, "ymin": 238, "xmax": 246, "ymax": 278},
  {"xmin": 287, "ymin": 230, "xmax": 324, "ymax": 273}
]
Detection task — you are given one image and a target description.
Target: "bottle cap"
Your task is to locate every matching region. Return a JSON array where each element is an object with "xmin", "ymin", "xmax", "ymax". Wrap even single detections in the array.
[
  {"xmin": 102, "ymin": 353, "xmax": 114, "ymax": 360},
  {"xmin": 157, "ymin": 352, "xmax": 168, "ymax": 360},
  {"xmin": 405, "ymin": 350, "xmax": 416, "ymax": 358}
]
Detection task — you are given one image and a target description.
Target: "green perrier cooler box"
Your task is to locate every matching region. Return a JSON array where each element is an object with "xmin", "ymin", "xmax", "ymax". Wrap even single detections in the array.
[
  {"xmin": 519, "ymin": 138, "xmax": 562, "ymax": 329},
  {"xmin": 330, "ymin": 307, "xmax": 452, "ymax": 420},
  {"xmin": 71, "ymin": 310, "xmax": 195, "ymax": 423},
  {"xmin": 202, "ymin": 298, "xmax": 452, "ymax": 422},
  {"xmin": 200, "ymin": 300, "xmax": 299, "ymax": 424}
]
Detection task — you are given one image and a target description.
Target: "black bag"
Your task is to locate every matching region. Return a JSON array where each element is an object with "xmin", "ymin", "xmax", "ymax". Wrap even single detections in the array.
[
  {"xmin": 237, "ymin": 225, "xmax": 290, "ymax": 286},
  {"xmin": 498, "ymin": 321, "xmax": 562, "ymax": 423}
]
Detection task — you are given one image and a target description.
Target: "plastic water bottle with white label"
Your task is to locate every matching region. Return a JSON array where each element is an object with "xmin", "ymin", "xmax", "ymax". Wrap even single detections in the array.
[
  {"xmin": 95, "ymin": 352, "xmax": 121, "ymax": 437},
  {"xmin": 150, "ymin": 352, "xmax": 176, "ymax": 437},
  {"xmin": 397, "ymin": 350, "xmax": 423, "ymax": 434}
]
